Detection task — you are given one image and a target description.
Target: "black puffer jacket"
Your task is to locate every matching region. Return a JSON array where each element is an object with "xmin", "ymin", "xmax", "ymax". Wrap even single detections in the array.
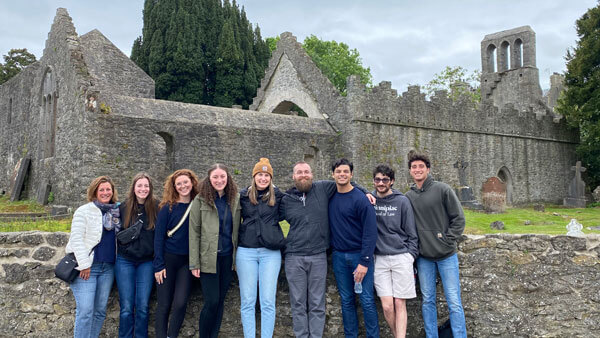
[
  {"xmin": 238, "ymin": 186, "xmax": 284, "ymax": 248},
  {"xmin": 118, "ymin": 202, "xmax": 155, "ymax": 262}
]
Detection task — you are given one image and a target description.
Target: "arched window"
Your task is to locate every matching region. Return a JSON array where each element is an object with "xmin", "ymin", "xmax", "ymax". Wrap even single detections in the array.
[
  {"xmin": 486, "ymin": 44, "xmax": 497, "ymax": 73},
  {"xmin": 157, "ymin": 132, "xmax": 174, "ymax": 172},
  {"xmin": 497, "ymin": 166, "xmax": 513, "ymax": 205},
  {"xmin": 271, "ymin": 100, "xmax": 308, "ymax": 117},
  {"xmin": 514, "ymin": 39, "xmax": 523, "ymax": 68},
  {"xmin": 500, "ymin": 41, "xmax": 510, "ymax": 71},
  {"xmin": 41, "ymin": 68, "xmax": 57, "ymax": 158}
]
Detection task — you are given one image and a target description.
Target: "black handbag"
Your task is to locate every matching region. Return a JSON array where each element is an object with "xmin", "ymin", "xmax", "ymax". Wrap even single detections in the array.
[
  {"xmin": 257, "ymin": 217, "xmax": 285, "ymax": 250},
  {"xmin": 117, "ymin": 219, "xmax": 144, "ymax": 246},
  {"xmin": 54, "ymin": 253, "xmax": 79, "ymax": 283}
]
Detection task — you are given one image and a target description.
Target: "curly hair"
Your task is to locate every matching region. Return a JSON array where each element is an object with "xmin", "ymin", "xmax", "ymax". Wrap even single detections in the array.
[
  {"xmin": 123, "ymin": 173, "xmax": 159, "ymax": 230},
  {"xmin": 408, "ymin": 152, "xmax": 431, "ymax": 169},
  {"xmin": 86, "ymin": 176, "xmax": 118, "ymax": 203},
  {"xmin": 198, "ymin": 164, "xmax": 238, "ymax": 209},
  {"xmin": 159, "ymin": 169, "xmax": 200, "ymax": 210}
]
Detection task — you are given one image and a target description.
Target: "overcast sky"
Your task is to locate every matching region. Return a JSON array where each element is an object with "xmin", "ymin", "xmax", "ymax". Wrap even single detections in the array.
[{"xmin": 0, "ymin": 0, "xmax": 596, "ymax": 92}]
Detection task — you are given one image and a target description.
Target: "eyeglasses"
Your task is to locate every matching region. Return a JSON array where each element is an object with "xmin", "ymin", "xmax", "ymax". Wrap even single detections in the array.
[{"xmin": 373, "ymin": 178, "xmax": 391, "ymax": 183}]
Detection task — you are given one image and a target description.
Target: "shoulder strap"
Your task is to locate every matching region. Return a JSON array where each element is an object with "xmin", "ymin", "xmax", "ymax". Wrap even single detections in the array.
[{"xmin": 167, "ymin": 203, "xmax": 193, "ymax": 238}]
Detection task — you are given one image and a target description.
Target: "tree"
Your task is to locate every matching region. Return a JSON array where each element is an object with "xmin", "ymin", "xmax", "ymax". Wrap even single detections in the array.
[
  {"xmin": 424, "ymin": 66, "xmax": 480, "ymax": 104},
  {"xmin": 302, "ymin": 35, "xmax": 372, "ymax": 95},
  {"xmin": 557, "ymin": 4, "xmax": 600, "ymax": 189},
  {"xmin": 0, "ymin": 48, "xmax": 36, "ymax": 84},
  {"xmin": 131, "ymin": 0, "xmax": 269, "ymax": 108}
]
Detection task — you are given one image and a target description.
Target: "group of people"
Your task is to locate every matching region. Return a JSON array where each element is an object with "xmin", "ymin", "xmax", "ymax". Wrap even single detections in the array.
[{"xmin": 63, "ymin": 153, "xmax": 467, "ymax": 338}]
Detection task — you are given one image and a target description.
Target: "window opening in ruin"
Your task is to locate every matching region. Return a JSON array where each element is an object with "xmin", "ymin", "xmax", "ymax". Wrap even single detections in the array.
[
  {"xmin": 8, "ymin": 98, "xmax": 12, "ymax": 125},
  {"xmin": 157, "ymin": 132, "xmax": 174, "ymax": 172},
  {"xmin": 271, "ymin": 100, "xmax": 308, "ymax": 117},
  {"xmin": 41, "ymin": 68, "xmax": 57, "ymax": 158},
  {"xmin": 486, "ymin": 44, "xmax": 497, "ymax": 73},
  {"xmin": 514, "ymin": 39, "xmax": 523, "ymax": 68},
  {"xmin": 303, "ymin": 146, "xmax": 320, "ymax": 174},
  {"xmin": 500, "ymin": 41, "xmax": 510, "ymax": 71},
  {"xmin": 497, "ymin": 166, "xmax": 513, "ymax": 205}
]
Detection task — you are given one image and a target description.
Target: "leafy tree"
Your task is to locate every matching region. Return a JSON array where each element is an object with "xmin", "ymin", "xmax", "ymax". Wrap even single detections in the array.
[
  {"xmin": 0, "ymin": 48, "xmax": 36, "ymax": 84},
  {"xmin": 131, "ymin": 0, "xmax": 269, "ymax": 108},
  {"xmin": 266, "ymin": 36, "xmax": 280, "ymax": 53},
  {"xmin": 424, "ymin": 66, "xmax": 481, "ymax": 104},
  {"xmin": 557, "ymin": 4, "xmax": 600, "ymax": 188},
  {"xmin": 302, "ymin": 35, "xmax": 372, "ymax": 95}
]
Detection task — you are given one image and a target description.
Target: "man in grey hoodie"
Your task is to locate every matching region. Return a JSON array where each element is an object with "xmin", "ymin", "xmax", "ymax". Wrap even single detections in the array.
[
  {"xmin": 405, "ymin": 153, "xmax": 466, "ymax": 338},
  {"xmin": 372, "ymin": 164, "xmax": 418, "ymax": 338}
]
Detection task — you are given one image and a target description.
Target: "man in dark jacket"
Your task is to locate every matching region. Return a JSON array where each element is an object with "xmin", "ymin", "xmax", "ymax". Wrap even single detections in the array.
[
  {"xmin": 280, "ymin": 161, "xmax": 373, "ymax": 338},
  {"xmin": 372, "ymin": 164, "xmax": 418, "ymax": 338},
  {"xmin": 405, "ymin": 153, "xmax": 466, "ymax": 338}
]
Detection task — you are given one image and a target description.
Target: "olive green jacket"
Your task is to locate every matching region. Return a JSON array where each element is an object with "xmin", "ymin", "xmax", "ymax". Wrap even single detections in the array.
[{"xmin": 189, "ymin": 194, "xmax": 241, "ymax": 273}]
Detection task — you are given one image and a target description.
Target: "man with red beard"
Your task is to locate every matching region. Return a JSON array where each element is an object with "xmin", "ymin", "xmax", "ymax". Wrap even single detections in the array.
[{"xmin": 280, "ymin": 161, "xmax": 373, "ymax": 338}]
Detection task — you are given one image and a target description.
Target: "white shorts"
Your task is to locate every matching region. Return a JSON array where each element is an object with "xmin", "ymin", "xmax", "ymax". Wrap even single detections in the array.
[{"xmin": 374, "ymin": 252, "xmax": 416, "ymax": 299}]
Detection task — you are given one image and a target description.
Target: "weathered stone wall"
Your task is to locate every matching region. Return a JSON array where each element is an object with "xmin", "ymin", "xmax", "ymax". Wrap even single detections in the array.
[
  {"xmin": 1, "ymin": 231, "xmax": 599, "ymax": 337},
  {"xmin": 344, "ymin": 77, "xmax": 578, "ymax": 204}
]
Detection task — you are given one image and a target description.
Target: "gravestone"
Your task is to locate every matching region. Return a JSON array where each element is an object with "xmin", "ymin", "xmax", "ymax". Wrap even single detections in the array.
[
  {"xmin": 566, "ymin": 219, "xmax": 584, "ymax": 236},
  {"xmin": 563, "ymin": 161, "xmax": 586, "ymax": 208},
  {"xmin": 10, "ymin": 157, "xmax": 31, "ymax": 202},
  {"xmin": 593, "ymin": 186, "xmax": 600, "ymax": 203},
  {"xmin": 453, "ymin": 160, "xmax": 483, "ymax": 209},
  {"xmin": 482, "ymin": 177, "xmax": 506, "ymax": 213},
  {"xmin": 36, "ymin": 180, "xmax": 52, "ymax": 205}
]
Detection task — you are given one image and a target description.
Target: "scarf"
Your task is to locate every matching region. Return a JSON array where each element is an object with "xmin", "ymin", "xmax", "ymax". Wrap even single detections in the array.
[{"xmin": 93, "ymin": 201, "xmax": 121, "ymax": 231}]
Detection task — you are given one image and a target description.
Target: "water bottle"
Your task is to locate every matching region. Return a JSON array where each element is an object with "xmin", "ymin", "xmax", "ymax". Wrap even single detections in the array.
[{"xmin": 354, "ymin": 281, "xmax": 362, "ymax": 294}]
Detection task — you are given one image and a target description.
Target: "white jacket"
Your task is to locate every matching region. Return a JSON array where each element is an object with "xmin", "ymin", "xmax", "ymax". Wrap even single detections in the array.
[{"xmin": 65, "ymin": 202, "xmax": 103, "ymax": 270}]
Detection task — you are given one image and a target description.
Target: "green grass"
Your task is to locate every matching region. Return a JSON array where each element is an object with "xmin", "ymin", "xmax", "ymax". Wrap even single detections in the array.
[
  {"xmin": 0, "ymin": 195, "xmax": 46, "ymax": 213},
  {"xmin": 0, "ymin": 195, "xmax": 71, "ymax": 232},
  {"xmin": 464, "ymin": 205, "xmax": 600, "ymax": 235}
]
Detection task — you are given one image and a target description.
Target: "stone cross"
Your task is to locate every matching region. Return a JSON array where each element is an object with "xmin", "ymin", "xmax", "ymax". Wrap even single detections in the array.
[
  {"xmin": 454, "ymin": 160, "xmax": 469, "ymax": 186},
  {"xmin": 571, "ymin": 161, "xmax": 586, "ymax": 198}
]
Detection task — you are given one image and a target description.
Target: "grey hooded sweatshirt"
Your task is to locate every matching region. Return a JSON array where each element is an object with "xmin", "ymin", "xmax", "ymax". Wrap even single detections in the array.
[
  {"xmin": 405, "ymin": 175, "xmax": 465, "ymax": 261},
  {"xmin": 372, "ymin": 189, "xmax": 419, "ymax": 259}
]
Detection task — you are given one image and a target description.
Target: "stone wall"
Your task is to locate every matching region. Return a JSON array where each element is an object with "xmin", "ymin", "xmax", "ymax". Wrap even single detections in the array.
[
  {"xmin": 1, "ymin": 231, "xmax": 598, "ymax": 337},
  {"xmin": 344, "ymin": 77, "xmax": 578, "ymax": 204}
]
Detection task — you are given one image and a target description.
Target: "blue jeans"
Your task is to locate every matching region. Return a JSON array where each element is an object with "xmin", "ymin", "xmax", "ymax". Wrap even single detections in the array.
[
  {"xmin": 115, "ymin": 255, "xmax": 154, "ymax": 338},
  {"xmin": 332, "ymin": 251, "xmax": 379, "ymax": 338},
  {"xmin": 236, "ymin": 247, "xmax": 282, "ymax": 338},
  {"xmin": 416, "ymin": 253, "xmax": 467, "ymax": 338},
  {"xmin": 70, "ymin": 262, "xmax": 114, "ymax": 338}
]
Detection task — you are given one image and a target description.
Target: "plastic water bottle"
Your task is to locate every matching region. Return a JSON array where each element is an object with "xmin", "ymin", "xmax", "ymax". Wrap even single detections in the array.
[{"xmin": 354, "ymin": 281, "xmax": 363, "ymax": 294}]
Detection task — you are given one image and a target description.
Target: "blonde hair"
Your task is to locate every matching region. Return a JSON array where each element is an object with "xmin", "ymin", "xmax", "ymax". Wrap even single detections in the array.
[{"xmin": 86, "ymin": 176, "xmax": 118, "ymax": 203}]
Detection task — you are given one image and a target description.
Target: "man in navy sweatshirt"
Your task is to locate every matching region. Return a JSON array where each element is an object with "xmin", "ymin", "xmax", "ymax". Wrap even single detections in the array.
[
  {"xmin": 372, "ymin": 164, "xmax": 418, "ymax": 338},
  {"xmin": 405, "ymin": 153, "xmax": 466, "ymax": 338},
  {"xmin": 329, "ymin": 158, "xmax": 379, "ymax": 338}
]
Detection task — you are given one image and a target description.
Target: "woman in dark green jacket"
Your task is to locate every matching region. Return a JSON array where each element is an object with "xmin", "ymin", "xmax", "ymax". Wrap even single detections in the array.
[{"xmin": 189, "ymin": 164, "xmax": 241, "ymax": 338}]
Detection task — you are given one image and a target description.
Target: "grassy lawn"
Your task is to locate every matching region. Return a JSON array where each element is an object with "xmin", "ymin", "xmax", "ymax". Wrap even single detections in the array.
[
  {"xmin": 464, "ymin": 205, "xmax": 600, "ymax": 235},
  {"xmin": 0, "ymin": 195, "xmax": 71, "ymax": 232}
]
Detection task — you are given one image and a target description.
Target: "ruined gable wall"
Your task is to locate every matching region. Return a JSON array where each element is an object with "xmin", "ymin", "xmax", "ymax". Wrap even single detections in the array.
[
  {"xmin": 344, "ymin": 79, "xmax": 578, "ymax": 203},
  {"xmin": 79, "ymin": 30, "xmax": 155, "ymax": 99}
]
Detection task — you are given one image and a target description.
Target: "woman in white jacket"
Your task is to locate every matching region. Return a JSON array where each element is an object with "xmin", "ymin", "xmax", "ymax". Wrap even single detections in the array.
[{"xmin": 65, "ymin": 176, "xmax": 121, "ymax": 338}]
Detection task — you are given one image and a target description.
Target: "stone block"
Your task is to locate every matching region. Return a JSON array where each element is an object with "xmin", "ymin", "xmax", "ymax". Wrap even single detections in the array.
[
  {"xmin": 533, "ymin": 204, "xmax": 545, "ymax": 212},
  {"xmin": 50, "ymin": 205, "xmax": 69, "ymax": 216},
  {"xmin": 45, "ymin": 232, "xmax": 69, "ymax": 247},
  {"xmin": 550, "ymin": 236, "xmax": 587, "ymax": 252},
  {"xmin": 482, "ymin": 177, "xmax": 506, "ymax": 213},
  {"xmin": 19, "ymin": 233, "xmax": 44, "ymax": 246},
  {"xmin": 490, "ymin": 221, "xmax": 505, "ymax": 230},
  {"xmin": 32, "ymin": 247, "xmax": 56, "ymax": 261},
  {"xmin": 593, "ymin": 186, "xmax": 600, "ymax": 202},
  {"xmin": 9, "ymin": 157, "xmax": 30, "ymax": 202},
  {"xmin": 0, "ymin": 248, "xmax": 29, "ymax": 258},
  {"xmin": 3, "ymin": 263, "xmax": 29, "ymax": 284}
]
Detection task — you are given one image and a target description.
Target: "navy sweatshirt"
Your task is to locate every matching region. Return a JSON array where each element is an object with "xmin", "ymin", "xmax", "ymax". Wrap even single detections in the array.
[
  {"xmin": 153, "ymin": 202, "xmax": 190, "ymax": 272},
  {"xmin": 328, "ymin": 187, "xmax": 378, "ymax": 267}
]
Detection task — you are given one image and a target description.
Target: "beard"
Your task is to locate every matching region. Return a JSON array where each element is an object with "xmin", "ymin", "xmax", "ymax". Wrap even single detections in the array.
[{"xmin": 294, "ymin": 177, "xmax": 313, "ymax": 193}]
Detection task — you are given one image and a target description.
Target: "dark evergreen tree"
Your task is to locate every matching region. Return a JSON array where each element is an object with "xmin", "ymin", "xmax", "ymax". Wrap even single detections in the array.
[
  {"xmin": 558, "ymin": 4, "xmax": 600, "ymax": 188},
  {"xmin": 131, "ymin": 0, "xmax": 270, "ymax": 107}
]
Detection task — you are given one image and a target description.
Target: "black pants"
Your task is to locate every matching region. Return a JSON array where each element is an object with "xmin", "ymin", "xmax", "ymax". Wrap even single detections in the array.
[
  {"xmin": 198, "ymin": 254, "xmax": 234, "ymax": 338},
  {"xmin": 155, "ymin": 252, "xmax": 192, "ymax": 338}
]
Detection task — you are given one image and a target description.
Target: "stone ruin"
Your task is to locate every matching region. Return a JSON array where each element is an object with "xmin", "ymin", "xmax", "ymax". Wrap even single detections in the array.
[{"xmin": 0, "ymin": 9, "xmax": 579, "ymax": 207}]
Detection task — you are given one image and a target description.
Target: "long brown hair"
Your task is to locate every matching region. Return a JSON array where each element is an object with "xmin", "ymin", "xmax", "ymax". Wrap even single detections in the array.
[
  {"xmin": 86, "ymin": 176, "xmax": 118, "ymax": 203},
  {"xmin": 198, "ymin": 164, "xmax": 238, "ymax": 209},
  {"xmin": 248, "ymin": 176, "xmax": 276, "ymax": 207},
  {"xmin": 159, "ymin": 169, "xmax": 200, "ymax": 210},
  {"xmin": 123, "ymin": 173, "xmax": 159, "ymax": 230}
]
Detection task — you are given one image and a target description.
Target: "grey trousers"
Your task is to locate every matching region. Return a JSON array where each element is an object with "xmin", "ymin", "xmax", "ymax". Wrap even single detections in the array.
[{"xmin": 285, "ymin": 252, "xmax": 328, "ymax": 338}]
